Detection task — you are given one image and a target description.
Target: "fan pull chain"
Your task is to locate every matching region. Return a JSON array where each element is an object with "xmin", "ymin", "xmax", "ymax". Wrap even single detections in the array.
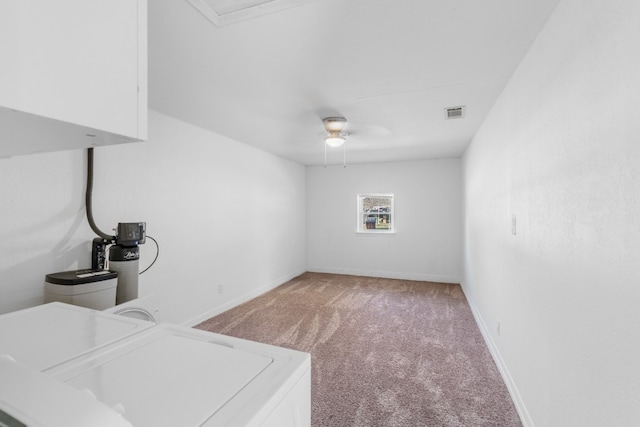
[
  {"xmin": 324, "ymin": 141, "xmax": 327, "ymax": 168},
  {"xmin": 343, "ymin": 142, "xmax": 346, "ymax": 168},
  {"xmin": 323, "ymin": 141, "xmax": 347, "ymax": 168}
]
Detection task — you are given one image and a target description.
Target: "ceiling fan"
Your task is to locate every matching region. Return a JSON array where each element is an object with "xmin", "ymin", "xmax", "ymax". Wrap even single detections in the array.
[{"xmin": 319, "ymin": 116, "xmax": 392, "ymax": 167}]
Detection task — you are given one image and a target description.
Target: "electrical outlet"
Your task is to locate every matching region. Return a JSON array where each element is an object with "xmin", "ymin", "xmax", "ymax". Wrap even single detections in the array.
[
  {"xmin": 218, "ymin": 284, "xmax": 224, "ymax": 295},
  {"xmin": 496, "ymin": 320, "xmax": 501, "ymax": 336},
  {"xmin": 511, "ymin": 215, "xmax": 517, "ymax": 235}
]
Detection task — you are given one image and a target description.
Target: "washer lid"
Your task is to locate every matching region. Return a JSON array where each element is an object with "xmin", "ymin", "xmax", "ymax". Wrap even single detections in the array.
[
  {"xmin": 51, "ymin": 326, "xmax": 274, "ymax": 427},
  {"xmin": 0, "ymin": 303, "xmax": 154, "ymax": 371}
]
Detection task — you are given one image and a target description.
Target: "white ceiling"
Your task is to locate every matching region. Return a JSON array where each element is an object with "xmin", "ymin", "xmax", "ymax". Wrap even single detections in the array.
[{"xmin": 148, "ymin": 0, "xmax": 560, "ymax": 166}]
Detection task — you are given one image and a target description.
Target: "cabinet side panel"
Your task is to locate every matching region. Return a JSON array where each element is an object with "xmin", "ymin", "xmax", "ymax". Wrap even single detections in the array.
[{"xmin": 0, "ymin": 0, "xmax": 142, "ymax": 139}]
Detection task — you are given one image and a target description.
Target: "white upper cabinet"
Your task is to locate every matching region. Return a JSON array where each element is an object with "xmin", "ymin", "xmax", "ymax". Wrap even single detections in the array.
[{"xmin": 0, "ymin": 0, "xmax": 147, "ymax": 157}]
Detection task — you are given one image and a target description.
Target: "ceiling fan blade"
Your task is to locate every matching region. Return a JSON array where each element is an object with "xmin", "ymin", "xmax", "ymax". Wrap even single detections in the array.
[{"xmin": 345, "ymin": 122, "xmax": 392, "ymax": 137}]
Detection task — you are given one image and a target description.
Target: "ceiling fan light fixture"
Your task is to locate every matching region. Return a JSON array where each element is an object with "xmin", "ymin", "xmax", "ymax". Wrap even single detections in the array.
[
  {"xmin": 323, "ymin": 116, "xmax": 347, "ymax": 132},
  {"xmin": 322, "ymin": 116, "xmax": 348, "ymax": 167},
  {"xmin": 325, "ymin": 136, "xmax": 345, "ymax": 147}
]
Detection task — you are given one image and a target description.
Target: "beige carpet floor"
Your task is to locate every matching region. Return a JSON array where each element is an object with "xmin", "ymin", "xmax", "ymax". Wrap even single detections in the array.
[{"xmin": 195, "ymin": 272, "xmax": 522, "ymax": 427}]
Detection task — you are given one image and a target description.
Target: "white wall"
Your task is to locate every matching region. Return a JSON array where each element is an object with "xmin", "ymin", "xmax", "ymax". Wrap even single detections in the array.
[
  {"xmin": 461, "ymin": 1, "xmax": 640, "ymax": 426},
  {"xmin": 0, "ymin": 110, "xmax": 307, "ymax": 324},
  {"xmin": 307, "ymin": 159, "xmax": 461, "ymax": 283}
]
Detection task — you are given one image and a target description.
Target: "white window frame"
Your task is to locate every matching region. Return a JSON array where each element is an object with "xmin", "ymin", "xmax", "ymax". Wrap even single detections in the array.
[{"xmin": 356, "ymin": 193, "xmax": 395, "ymax": 234}]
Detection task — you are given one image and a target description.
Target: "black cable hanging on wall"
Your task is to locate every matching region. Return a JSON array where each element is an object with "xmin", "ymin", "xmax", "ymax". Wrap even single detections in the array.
[{"xmin": 86, "ymin": 147, "xmax": 116, "ymax": 241}]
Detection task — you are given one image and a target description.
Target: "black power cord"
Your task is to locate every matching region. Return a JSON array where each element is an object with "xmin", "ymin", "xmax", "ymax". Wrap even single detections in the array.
[{"xmin": 139, "ymin": 235, "xmax": 159, "ymax": 275}]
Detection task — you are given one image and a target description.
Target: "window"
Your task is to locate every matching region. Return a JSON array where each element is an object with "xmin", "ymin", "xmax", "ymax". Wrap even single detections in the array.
[{"xmin": 357, "ymin": 193, "xmax": 394, "ymax": 233}]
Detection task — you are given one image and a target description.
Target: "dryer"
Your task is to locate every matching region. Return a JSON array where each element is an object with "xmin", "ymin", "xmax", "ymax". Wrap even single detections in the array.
[{"xmin": 0, "ymin": 302, "xmax": 154, "ymax": 371}]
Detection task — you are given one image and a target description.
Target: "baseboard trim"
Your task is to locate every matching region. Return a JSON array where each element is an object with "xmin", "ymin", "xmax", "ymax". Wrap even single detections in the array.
[
  {"xmin": 459, "ymin": 281, "xmax": 534, "ymax": 427},
  {"xmin": 182, "ymin": 269, "xmax": 306, "ymax": 327},
  {"xmin": 307, "ymin": 267, "xmax": 459, "ymax": 284}
]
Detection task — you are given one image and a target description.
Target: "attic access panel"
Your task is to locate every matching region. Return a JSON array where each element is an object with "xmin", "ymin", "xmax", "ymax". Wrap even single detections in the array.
[{"xmin": 186, "ymin": 0, "xmax": 320, "ymax": 26}]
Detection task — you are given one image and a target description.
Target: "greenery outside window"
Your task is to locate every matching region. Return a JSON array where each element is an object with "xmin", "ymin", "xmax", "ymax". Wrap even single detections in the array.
[{"xmin": 357, "ymin": 193, "xmax": 394, "ymax": 233}]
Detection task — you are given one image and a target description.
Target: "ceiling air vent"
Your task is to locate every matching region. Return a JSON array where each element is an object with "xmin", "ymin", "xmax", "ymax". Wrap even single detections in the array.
[{"xmin": 445, "ymin": 106, "xmax": 465, "ymax": 120}]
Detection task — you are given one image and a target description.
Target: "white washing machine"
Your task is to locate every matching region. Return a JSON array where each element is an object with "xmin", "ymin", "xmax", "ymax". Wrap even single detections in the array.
[
  {"xmin": 47, "ymin": 324, "xmax": 311, "ymax": 427},
  {"xmin": 0, "ymin": 303, "xmax": 311, "ymax": 427}
]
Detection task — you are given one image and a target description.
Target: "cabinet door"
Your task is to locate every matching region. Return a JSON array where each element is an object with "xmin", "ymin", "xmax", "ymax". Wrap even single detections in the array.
[{"xmin": 0, "ymin": 0, "xmax": 147, "ymax": 151}]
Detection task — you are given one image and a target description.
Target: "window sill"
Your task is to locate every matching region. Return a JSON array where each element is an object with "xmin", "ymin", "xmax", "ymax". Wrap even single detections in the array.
[{"xmin": 355, "ymin": 230, "xmax": 396, "ymax": 235}]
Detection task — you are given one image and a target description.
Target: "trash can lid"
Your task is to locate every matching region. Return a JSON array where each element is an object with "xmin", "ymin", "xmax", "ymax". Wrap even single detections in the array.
[{"xmin": 45, "ymin": 269, "xmax": 118, "ymax": 285}]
